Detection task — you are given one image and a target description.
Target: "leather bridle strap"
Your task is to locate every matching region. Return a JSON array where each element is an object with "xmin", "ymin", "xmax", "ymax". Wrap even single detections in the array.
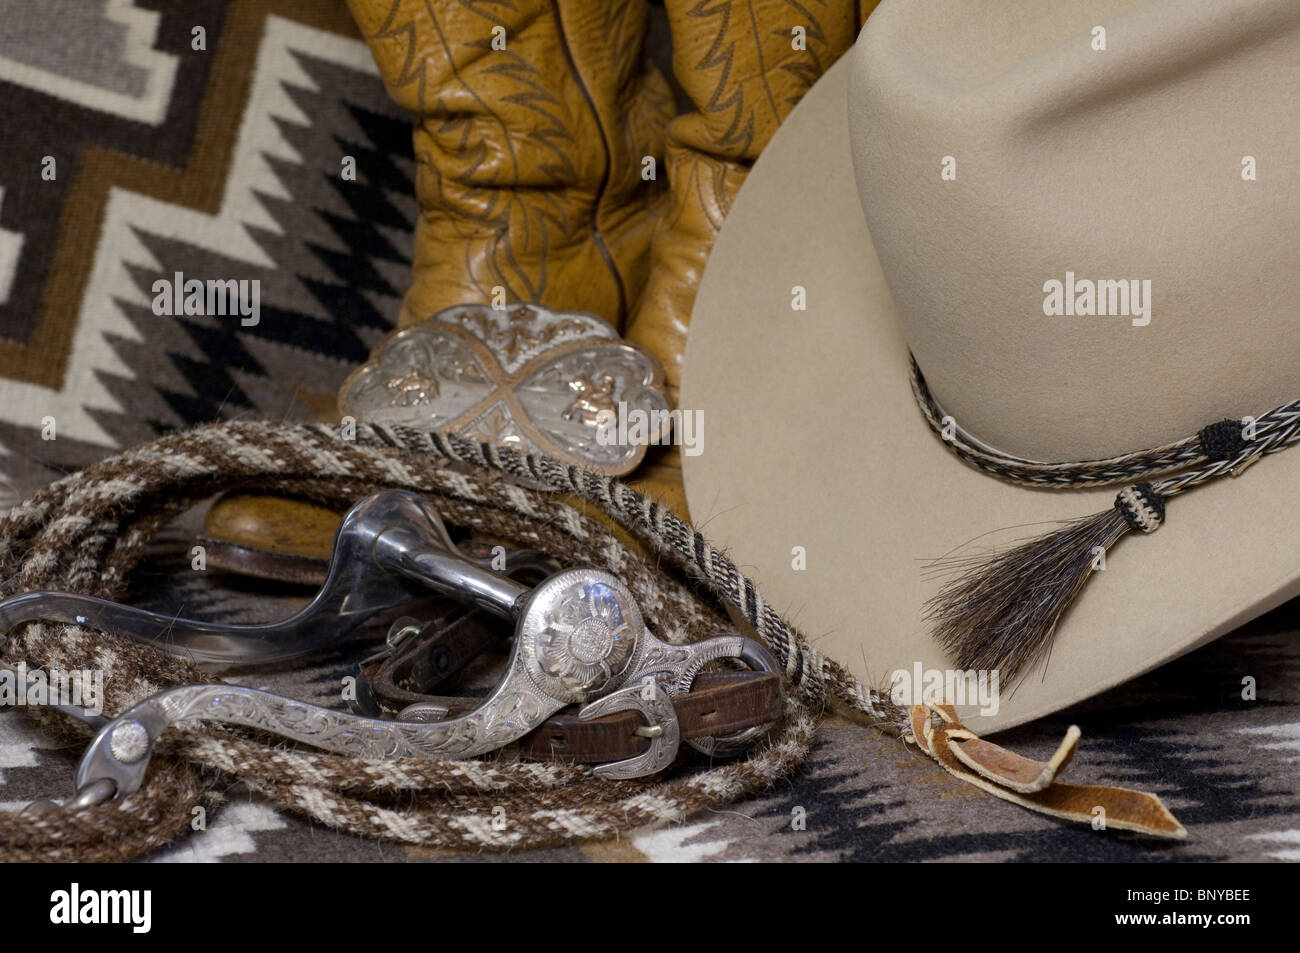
[
  {"xmin": 517, "ymin": 671, "xmax": 781, "ymax": 763},
  {"xmin": 352, "ymin": 600, "xmax": 783, "ymax": 765}
]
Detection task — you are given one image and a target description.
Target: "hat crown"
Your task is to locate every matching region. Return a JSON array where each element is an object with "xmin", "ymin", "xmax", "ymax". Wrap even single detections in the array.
[{"xmin": 848, "ymin": 0, "xmax": 1300, "ymax": 460}]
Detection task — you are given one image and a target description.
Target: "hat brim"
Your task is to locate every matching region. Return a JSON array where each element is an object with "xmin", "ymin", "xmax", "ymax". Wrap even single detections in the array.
[{"xmin": 680, "ymin": 56, "xmax": 1300, "ymax": 732}]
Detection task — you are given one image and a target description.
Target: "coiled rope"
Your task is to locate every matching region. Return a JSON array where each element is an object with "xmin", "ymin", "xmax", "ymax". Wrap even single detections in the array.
[{"xmin": 0, "ymin": 420, "xmax": 907, "ymax": 861}]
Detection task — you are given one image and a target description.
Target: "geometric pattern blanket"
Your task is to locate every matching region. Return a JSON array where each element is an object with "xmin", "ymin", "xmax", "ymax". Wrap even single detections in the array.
[{"xmin": 0, "ymin": 0, "xmax": 1297, "ymax": 862}]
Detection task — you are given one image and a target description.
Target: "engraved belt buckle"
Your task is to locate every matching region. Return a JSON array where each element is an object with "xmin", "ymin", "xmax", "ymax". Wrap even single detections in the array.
[
  {"xmin": 0, "ymin": 490, "xmax": 777, "ymax": 804},
  {"xmin": 338, "ymin": 303, "xmax": 673, "ymax": 478}
]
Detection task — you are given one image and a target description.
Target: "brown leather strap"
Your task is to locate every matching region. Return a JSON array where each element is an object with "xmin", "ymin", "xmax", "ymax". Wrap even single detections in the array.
[
  {"xmin": 356, "ymin": 608, "xmax": 782, "ymax": 765},
  {"xmin": 355, "ymin": 608, "xmax": 503, "ymax": 717},
  {"xmin": 517, "ymin": 671, "xmax": 782, "ymax": 763}
]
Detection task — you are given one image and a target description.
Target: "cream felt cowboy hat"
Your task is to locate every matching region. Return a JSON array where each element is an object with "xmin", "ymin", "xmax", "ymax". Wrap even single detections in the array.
[{"xmin": 680, "ymin": 0, "xmax": 1300, "ymax": 732}]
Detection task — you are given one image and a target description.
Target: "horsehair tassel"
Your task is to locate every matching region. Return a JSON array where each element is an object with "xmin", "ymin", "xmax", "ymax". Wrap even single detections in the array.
[
  {"xmin": 910, "ymin": 353, "xmax": 1300, "ymax": 685},
  {"xmin": 926, "ymin": 482, "xmax": 1163, "ymax": 683}
]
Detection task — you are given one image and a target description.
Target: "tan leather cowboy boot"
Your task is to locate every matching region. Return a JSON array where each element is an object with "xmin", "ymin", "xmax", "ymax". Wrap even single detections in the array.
[
  {"xmin": 626, "ymin": 0, "xmax": 880, "ymax": 396},
  {"xmin": 202, "ymin": 0, "xmax": 680, "ymax": 579},
  {"xmin": 347, "ymin": 0, "xmax": 674, "ymax": 329}
]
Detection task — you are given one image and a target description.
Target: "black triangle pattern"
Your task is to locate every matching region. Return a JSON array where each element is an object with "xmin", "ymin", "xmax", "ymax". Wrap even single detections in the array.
[{"xmin": 0, "ymin": 51, "xmax": 416, "ymax": 495}]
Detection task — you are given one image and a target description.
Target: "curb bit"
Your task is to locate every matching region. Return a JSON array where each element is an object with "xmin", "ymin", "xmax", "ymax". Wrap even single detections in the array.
[{"xmin": 0, "ymin": 491, "xmax": 777, "ymax": 807}]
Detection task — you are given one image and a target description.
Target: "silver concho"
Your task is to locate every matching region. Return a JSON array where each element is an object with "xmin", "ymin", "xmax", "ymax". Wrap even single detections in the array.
[{"xmin": 520, "ymin": 568, "xmax": 642, "ymax": 703}]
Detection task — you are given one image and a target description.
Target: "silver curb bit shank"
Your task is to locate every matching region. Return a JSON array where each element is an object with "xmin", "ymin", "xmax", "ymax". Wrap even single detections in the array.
[{"xmin": 0, "ymin": 491, "xmax": 777, "ymax": 804}]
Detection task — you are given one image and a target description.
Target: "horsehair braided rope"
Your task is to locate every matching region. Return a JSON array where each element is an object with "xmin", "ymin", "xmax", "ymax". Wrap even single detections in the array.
[{"xmin": 0, "ymin": 420, "xmax": 906, "ymax": 862}]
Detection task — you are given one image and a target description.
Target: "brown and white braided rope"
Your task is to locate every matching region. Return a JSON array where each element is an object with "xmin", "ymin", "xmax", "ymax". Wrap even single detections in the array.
[{"xmin": 0, "ymin": 420, "xmax": 906, "ymax": 861}]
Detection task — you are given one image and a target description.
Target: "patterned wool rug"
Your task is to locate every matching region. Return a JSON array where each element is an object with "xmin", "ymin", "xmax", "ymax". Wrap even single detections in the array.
[{"xmin": 0, "ymin": 0, "xmax": 1296, "ymax": 862}]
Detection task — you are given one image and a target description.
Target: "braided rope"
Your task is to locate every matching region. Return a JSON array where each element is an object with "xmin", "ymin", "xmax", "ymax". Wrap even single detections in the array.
[
  {"xmin": 0, "ymin": 420, "xmax": 907, "ymax": 861},
  {"xmin": 1154, "ymin": 408, "xmax": 1300, "ymax": 498},
  {"xmin": 910, "ymin": 355, "xmax": 1300, "ymax": 491}
]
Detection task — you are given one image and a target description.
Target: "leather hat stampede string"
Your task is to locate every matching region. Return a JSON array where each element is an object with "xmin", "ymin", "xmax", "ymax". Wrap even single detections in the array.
[{"xmin": 911, "ymin": 355, "xmax": 1300, "ymax": 682}]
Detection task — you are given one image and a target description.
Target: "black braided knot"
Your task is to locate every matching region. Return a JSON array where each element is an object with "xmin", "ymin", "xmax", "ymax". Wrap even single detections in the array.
[{"xmin": 1198, "ymin": 418, "xmax": 1247, "ymax": 461}]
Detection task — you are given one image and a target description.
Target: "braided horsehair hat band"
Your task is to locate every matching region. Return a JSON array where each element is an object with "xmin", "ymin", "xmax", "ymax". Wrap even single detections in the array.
[{"xmin": 909, "ymin": 355, "xmax": 1300, "ymax": 683}]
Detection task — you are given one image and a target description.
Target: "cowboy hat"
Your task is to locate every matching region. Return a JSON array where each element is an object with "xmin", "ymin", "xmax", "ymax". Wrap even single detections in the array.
[{"xmin": 680, "ymin": 0, "xmax": 1300, "ymax": 731}]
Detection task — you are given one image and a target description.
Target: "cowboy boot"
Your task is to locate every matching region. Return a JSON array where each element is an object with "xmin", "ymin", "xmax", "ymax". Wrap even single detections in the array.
[
  {"xmin": 347, "ymin": 0, "xmax": 674, "ymax": 329},
  {"xmin": 626, "ymin": 0, "xmax": 880, "ymax": 397},
  {"xmin": 201, "ymin": 0, "xmax": 681, "ymax": 580}
]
